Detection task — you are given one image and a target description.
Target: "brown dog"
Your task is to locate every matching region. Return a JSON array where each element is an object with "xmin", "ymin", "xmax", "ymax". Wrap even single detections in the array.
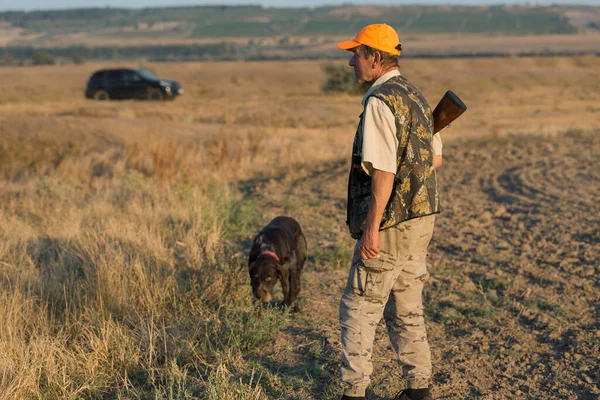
[{"xmin": 248, "ymin": 216, "xmax": 307, "ymax": 310}]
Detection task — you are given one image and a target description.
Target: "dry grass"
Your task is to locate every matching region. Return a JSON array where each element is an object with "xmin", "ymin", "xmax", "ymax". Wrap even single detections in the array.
[
  {"xmin": 2, "ymin": 56, "xmax": 599, "ymax": 140},
  {"xmin": 1, "ymin": 56, "xmax": 599, "ymax": 399}
]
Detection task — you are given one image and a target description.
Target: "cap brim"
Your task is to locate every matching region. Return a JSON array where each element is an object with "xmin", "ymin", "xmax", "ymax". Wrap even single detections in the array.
[{"xmin": 337, "ymin": 39, "xmax": 360, "ymax": 51}]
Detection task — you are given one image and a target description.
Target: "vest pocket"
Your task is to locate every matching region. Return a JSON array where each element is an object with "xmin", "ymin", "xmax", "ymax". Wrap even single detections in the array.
[{"xmin": 348, "ymin": 194, "xmax": 370, "ymax": 238}]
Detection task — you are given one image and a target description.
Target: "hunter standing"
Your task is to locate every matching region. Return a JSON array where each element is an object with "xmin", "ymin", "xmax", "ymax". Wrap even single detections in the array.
[{"xmin": 338, "ymin": 24, "xmax": 440, "ymax": 400}]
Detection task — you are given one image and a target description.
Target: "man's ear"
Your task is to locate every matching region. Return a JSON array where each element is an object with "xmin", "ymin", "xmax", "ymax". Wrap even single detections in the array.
[{"xmin": 372, "ymin": 51, "xmax": 381, "ymax": 67}]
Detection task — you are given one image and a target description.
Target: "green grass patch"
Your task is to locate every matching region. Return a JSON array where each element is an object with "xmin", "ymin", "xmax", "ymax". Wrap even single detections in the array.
[
  {"xmin": 311, "ymin": 242, "xmax": 353, "ymax": 270},
  {"xmin": 525, "ymin": 298, "xmax": 564, "ymax": 317},
  {"xmin": 429, "ymin": 300, "xmax": 464, "ymax": 324},
  {"xmin": 436, "ymin": 265, "xmax": 463, "ymax": 276},
  {"xmin": 471, "ymin": 254, "xmax": 490, "ymax": 266},
  {"xmin": 224, "ymin": 195, "xmax": 264, "ymax": 240}
]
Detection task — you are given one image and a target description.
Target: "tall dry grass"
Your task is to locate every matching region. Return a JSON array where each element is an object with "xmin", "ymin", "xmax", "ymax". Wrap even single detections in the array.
[{"xmin": 0, "ymin": 124, "xmax": 291, "ymax": 398}]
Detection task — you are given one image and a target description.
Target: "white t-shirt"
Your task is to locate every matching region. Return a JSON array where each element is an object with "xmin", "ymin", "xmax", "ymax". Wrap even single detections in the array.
[{"xmin": 360, "ymin": 70, "xmax": 442, "ymax": 176}]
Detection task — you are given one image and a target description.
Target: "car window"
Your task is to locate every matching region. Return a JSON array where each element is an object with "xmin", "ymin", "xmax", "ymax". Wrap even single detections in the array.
[
  {"xmin": 91, "ymin": 71, "xmax": 105, "ymax": 81},
  {"xmin": 122, "ymin": 70, "xmax": 140, "ymax": 83},
  {"xmin": 107, "ymin": 70, "xmax": 122, "ymax": 82},
  {"xmin": 137, "ymin": 69, "xmax": 157, "ymax": 81}
]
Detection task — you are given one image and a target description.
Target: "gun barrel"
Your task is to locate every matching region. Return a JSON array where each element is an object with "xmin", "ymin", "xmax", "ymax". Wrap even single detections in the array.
[{"xmin": 432, "ymin": 90, "xmax": 467, "ymax": 134}]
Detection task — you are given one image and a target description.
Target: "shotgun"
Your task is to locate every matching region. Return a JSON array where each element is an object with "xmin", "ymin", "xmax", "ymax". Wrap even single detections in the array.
[{"xmin": 432, "ymin": 90, "xmax": 467, "ymax": 134}]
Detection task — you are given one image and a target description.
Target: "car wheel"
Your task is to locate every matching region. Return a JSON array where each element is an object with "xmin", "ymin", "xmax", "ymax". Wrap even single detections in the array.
[
  {"xmin": 93, "ymin": 90, "xmax": 110, "ymax": 100},
  {"xmin": 148, "ymin": 89, "xmax": 164, "ymax": 101}
]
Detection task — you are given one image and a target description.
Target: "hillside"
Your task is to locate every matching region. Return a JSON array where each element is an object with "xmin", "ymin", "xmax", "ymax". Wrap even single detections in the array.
[
  {"xmin": 3, "ymin": 5, "xmax": 599, "ymax": 40},
  {"xmin": 0, "ymin": 5, "xmax": 599, "ymax": 63}
]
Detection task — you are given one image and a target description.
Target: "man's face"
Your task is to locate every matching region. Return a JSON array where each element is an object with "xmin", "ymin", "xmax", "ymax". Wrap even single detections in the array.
[{"xmin": 349, "ymin": 46, "xmax": 374, "ymax": 84}]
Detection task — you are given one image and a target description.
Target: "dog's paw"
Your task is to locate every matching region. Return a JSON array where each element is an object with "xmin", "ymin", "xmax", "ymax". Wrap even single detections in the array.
[{"xmin": 291, "ymin": 301, "xmax": 303, "ymax": 313}]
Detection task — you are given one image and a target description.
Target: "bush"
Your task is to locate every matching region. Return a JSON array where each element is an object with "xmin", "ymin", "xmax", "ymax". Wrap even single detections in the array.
[
  {"xmin": 1, "ymin": 53, "xmax": 15, "ymax": 66},
  {"xmin": 321, "ymin": 63, "xmax": 369, "ymax": 95},
  {"xmin": 71, "ymin": 54, "xmax": 85, "ymax": 65},
  {"xmin": 32, "ymin": 51, "xmax": 55, "ymax": 65}
]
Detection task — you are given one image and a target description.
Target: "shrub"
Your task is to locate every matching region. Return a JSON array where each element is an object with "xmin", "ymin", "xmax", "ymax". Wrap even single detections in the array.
[
  {"xmin": 321, "ymin": 63, "xmax": 369, "ymax": 95},
  {"xmin": 71, "ymin": 54, "xmax": 85, "ymax": 65},
  {"xmin": 32, "ymin": 51, "xmax": 55, "ymax": 65},
  {"xmin": 1, "ymin": 53, "xmax": 15, "ymax": 66}
]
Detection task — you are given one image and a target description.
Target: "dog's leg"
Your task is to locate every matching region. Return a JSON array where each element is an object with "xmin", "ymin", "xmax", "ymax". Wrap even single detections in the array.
[
  {"xmin": 292, "ymin": 261, "xmax": 304, "ymax": 312},
  {"xmin": 291, "ymin": 240, "xmax": 306, "ymax": 312},
  {"xmin": 287, "ymin": 270, "xmax": 301, "ymax": 312},
  {"xmin": 280, "ymin": 270, "xmax": 291, "ymax": 307},
  {"xmin": 287, "ymin": 269, "xmax": 297, "ymax": 305}
]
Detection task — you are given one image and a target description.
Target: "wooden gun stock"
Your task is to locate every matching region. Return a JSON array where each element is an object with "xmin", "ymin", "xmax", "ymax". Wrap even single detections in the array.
[{"xmin": 432, "ymin": 90, "xmax": 467, "ymax": 134}]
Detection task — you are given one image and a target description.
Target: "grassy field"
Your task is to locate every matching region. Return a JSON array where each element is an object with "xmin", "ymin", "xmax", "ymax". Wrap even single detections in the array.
[{"xmin": 0, "ymin": 56, "xmax": 599, "ymax": 399}]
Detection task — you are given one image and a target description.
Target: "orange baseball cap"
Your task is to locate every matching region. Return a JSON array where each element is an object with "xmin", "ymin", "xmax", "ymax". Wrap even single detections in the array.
[{"xmin": 337, "ymin": 23, "xmax": 402, "ymax": 56}]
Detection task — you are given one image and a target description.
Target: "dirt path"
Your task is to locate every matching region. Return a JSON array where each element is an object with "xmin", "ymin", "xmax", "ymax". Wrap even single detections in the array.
[{"xmin": 243, "ymin": 129, "xmax": 600, "ymax": 399}]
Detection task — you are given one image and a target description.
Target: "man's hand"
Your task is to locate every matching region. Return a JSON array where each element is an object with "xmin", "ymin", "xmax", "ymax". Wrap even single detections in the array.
[{"xmin": 359, "ymin": 229, "xmax": 380, "ymax": 260}]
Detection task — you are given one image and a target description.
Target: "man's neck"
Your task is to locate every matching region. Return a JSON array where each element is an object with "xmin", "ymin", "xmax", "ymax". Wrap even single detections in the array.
[{"xmin": 369, "ymin": 66, "xmax": 399, "ymax": 85}]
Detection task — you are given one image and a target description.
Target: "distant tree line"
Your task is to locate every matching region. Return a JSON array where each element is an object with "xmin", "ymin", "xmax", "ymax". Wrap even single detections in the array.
[
  {"xmin": 1, "ymin": 42, "xmax": 598, "ymax": 66},
  {"xmin": 0, "ymin": 43, "xmax": 245, "ymax": 65},
  {"xmin": 0, "ymin": 8, "xmax": 127, "ymax": 28},
  {"xmin": 0, "ymin": 5, "xmax": 266, "ymax": 28},
  {"xmin": 0, "ymin": 5, "xmax": 263, "ymax": 22}
]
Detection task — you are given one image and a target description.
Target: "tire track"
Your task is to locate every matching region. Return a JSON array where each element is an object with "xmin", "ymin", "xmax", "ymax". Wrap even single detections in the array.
[{"xmin": 429, "ymin": 130, "xmax": 600, "ymax": 398}]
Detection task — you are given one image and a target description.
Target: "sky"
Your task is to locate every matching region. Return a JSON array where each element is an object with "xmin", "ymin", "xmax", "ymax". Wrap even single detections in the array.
[{"xmin": 1, "ymin": 0, "xmax": 599, "ymax": 12}]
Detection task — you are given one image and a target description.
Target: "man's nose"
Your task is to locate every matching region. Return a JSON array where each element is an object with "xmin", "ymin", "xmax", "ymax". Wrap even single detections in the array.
[{"xmin": 349, "ymin": 55, "xmax": 356, "ymax": 67}]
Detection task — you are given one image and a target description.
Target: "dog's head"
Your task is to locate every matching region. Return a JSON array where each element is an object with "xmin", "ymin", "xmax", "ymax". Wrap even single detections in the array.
[{"xmin": 249, "ymin": 258, "xmax": 281, "ymax": 303}]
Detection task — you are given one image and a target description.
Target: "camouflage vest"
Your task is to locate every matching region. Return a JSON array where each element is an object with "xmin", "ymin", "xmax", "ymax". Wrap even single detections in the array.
[{"xmin": 347, "ymin": 74, "xmax": 440, "ymax": 239}]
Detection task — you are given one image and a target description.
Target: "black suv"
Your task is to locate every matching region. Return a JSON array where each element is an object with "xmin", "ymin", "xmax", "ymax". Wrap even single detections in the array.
[{"xmin": 85, "ymin": 68, "xmax": 183, "ymax": 101}]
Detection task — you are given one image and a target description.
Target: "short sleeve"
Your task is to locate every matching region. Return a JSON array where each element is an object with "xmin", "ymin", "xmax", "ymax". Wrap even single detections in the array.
[
  {"xmin": 432, "ymin": 132, "xmax": 443, "ymax": 156},
  {"xmin": 361, "ymin": 97, "xmax": 398, "ymax": 176}
]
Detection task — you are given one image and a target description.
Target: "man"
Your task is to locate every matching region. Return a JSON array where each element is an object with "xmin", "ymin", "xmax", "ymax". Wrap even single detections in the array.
[{"xmin": 337, "ymin": 24, "xmax": 440, "ymax": 400}]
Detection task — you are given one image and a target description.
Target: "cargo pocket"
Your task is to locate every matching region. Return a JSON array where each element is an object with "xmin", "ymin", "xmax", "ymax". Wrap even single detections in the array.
[
  {"xmin": 359, "ymin": 256, "xmax": 396, "ymax": 300},
  {"xmin": 360, "ymin": 257, "xmax": 385, "ymax": 272},
  {"xmin": 359, "ymin": 253, "xmax": 395, "ymax": 273},
  {"xmin": 362, "ymin": 268, "xmax": 395, "ymax": 300}
]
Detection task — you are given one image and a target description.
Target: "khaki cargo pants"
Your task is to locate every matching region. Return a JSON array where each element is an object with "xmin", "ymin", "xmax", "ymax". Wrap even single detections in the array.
[{"xmin": 339, "ymin": 215, "xmax": 435, "ymax": 397}]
